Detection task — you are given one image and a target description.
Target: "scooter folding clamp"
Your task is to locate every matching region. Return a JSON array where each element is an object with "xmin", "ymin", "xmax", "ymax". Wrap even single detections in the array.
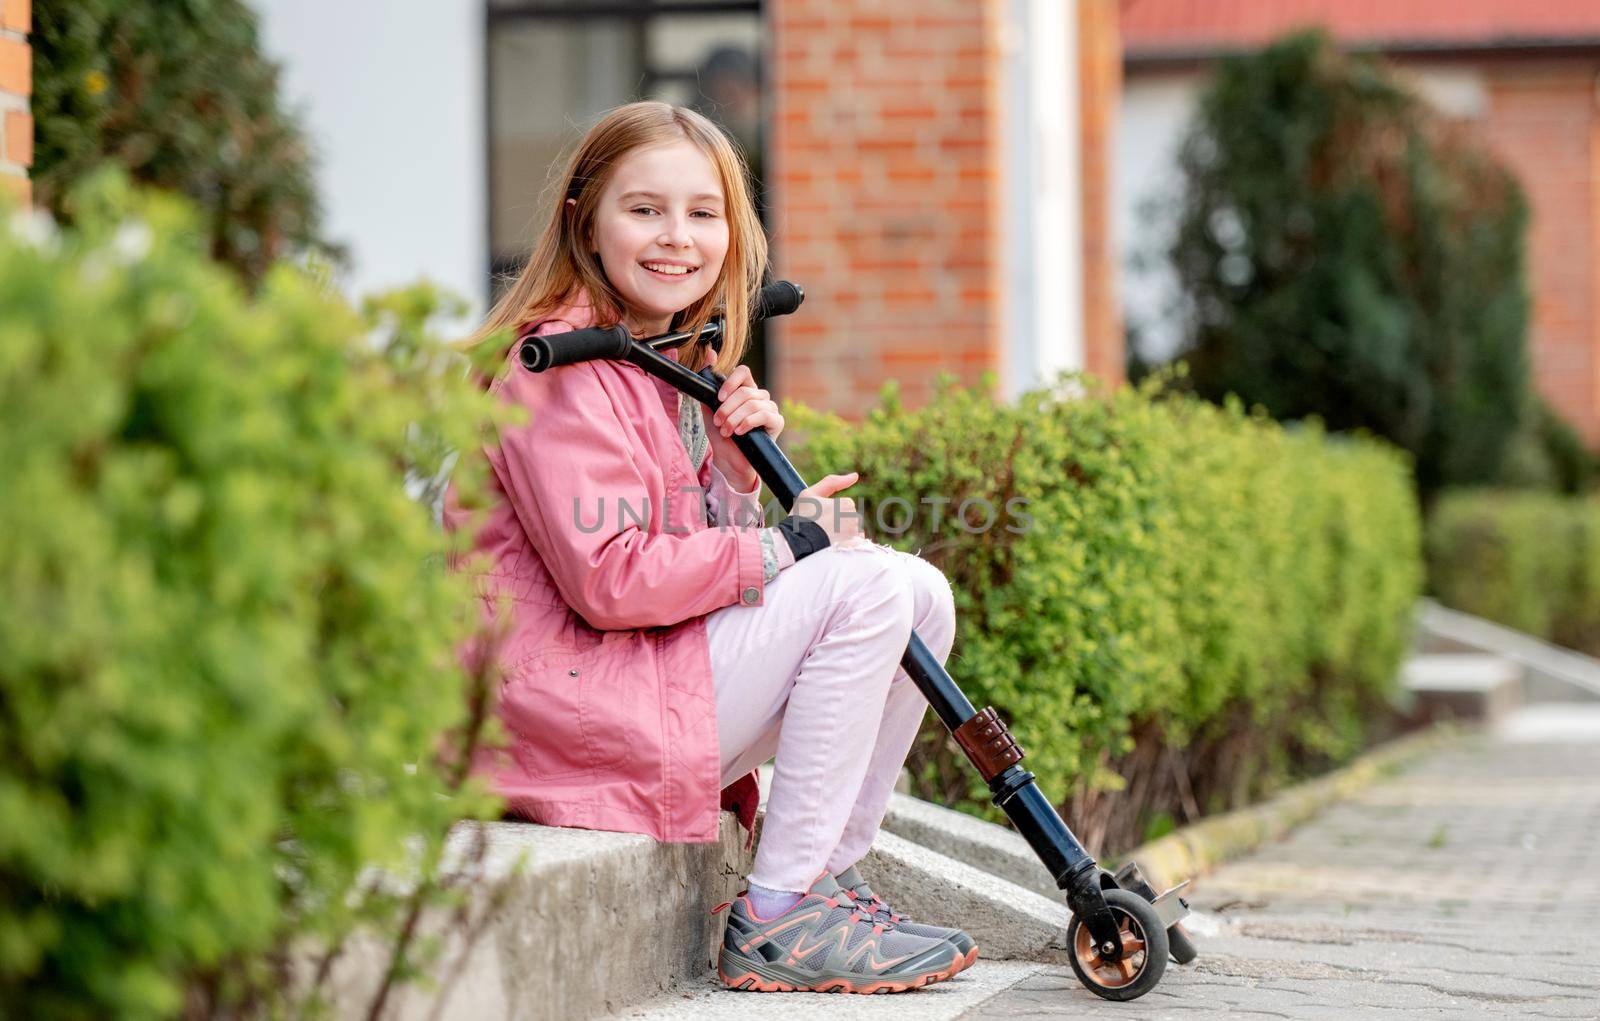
[{"xmin": 953, "ymin": 706, "xmax": 1024, "ymax": 781}]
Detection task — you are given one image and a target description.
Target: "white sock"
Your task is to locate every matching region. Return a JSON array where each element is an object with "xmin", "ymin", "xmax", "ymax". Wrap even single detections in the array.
[{"xmin": 745, "ymin": 882, "xmax": 804, "ymax": 920}]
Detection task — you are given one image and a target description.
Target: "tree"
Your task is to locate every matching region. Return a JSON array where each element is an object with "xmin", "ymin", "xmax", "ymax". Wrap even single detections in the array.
[
  {"xmin": 1165, "ymin": 30, "xmax": 1531, "ymax": 498},
  {"xmin": 32, "ymin": 0, "xmax": 335, "ymax": 285}
]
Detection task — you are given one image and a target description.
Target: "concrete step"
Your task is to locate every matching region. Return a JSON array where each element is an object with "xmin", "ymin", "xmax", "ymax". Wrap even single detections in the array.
[
  {"xmin": 1401, "ymin": 652, "xmax": 1524, "ymax": 723},
  {"xmin": 861, "ymin": 829, "xmax": 1074, "ymax": 962},
  {"xmin": 1416, "ymin": 598, "xmax": 1600, "ymax": 704},
  {"xmin": 1495, "ymin": 702, "xmax": 1600, "ymax": 743},
  {"xmin": 315, "ymin": 813, "xmax": 752, "ymax": 1021},
  {"xmin": 880, "ymin": 791, "xmax": 1058, "ymax": 899}
]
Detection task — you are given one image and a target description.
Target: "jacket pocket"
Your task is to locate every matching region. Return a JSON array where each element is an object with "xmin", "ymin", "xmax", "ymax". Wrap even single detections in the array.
[{"xmin": 499, "ymin": 642, "xmax": 639, "ymax": 780}]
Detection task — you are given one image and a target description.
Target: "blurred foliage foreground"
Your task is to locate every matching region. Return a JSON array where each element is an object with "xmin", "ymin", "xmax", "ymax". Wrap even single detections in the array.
[
  {"xmin": 789, "ymin": 374, "xmax": 1424, "ymax": 853},
  {"xmin": 0, "ymin": 175, "xmax": 519, "ymax": 1019}
]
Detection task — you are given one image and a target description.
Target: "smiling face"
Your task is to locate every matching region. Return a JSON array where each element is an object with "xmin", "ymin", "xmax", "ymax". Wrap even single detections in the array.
[{"xmin": 588, "ymin": 138, "xmax": 730, "ymax": 336}]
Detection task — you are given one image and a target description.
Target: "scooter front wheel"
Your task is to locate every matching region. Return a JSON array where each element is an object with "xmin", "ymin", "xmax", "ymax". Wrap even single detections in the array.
[
  {"xmin": 1112, "ymin": 860, "xmax": 1200, "ymax": 965},
  {"xmin": 1066, "ymin": 889, "xmax": 1169, "ymax": 1001}
]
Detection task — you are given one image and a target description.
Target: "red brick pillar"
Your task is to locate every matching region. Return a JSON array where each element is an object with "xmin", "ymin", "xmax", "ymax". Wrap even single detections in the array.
[
  {"xmin": 768, "ymin": 0, "xmax": 1005, "ymax": 416},
  {"xmin": 1078, "ymin": 0, "xmax": 1122, "ymax": 385},
  {"xmin": 0, "ymin": 0, "xmax": 29, "ymax": 204}
]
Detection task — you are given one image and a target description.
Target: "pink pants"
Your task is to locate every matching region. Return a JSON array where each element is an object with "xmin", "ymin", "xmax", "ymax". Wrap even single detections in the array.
[{"xmin": 707, "ymin": 539, "xmax": 957, "ymax": 893}]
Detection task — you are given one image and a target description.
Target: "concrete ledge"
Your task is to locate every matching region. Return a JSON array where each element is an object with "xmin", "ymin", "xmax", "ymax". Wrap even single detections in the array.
[
  {"xmin": 315, "ymin": 813, "xmax": 752, "ymax": 1021},
  {"xmin": 1114, "ymin": 724, "xmax": 1464, "ymax": 892},
  {"xmin": 880, "ymin": 791, "xmax": 1058, "ymax": 900},
  {"xmin": 1418, "ymin": 598, "xmax": 1600, "ymax": 703},
  {"xmin": 861, "ymin": 829, "xmax": 1074, "ymax": 963},
  {"xmin": 1402, "ymin": 652, "xmax": 1524, "ymax": 723}
]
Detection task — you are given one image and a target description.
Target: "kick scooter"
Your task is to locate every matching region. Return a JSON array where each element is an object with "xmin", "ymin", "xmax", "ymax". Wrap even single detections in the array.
[{"xmin": 517, "ymin": 281, "xmax": 1196, "ymax": 1001}]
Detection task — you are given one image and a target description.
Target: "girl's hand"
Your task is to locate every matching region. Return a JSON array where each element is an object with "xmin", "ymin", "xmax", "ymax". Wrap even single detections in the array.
[
  {"xmin": 794, "ymin": 471, "xmax": 864, "ymax": 546},
  {"xmin": 708, "ymin": 366, "xmax": 783, "ymax": 488}
]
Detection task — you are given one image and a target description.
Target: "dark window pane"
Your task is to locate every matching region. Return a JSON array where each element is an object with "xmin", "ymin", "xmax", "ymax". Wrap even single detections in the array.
[
  {"xmin": 486, "ymin": 5, "xmax": 769, "ymax": 383},
  {"xmin": 488, "ymin": 18, "xmax": 639, "ymax": 263}
]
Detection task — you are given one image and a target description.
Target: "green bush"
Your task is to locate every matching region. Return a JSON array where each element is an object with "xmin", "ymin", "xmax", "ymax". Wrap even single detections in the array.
[
  {"xmin": 1495, "ymin": 396, "xmax": 1596, "ymax": 495},
  {"xmin": 1428, "ymin": 491, "xmax": 1600, "ymax": 654},
  {"xmin": 0, "ymin": 175, "xmax": 510, "ymax": 1018},
  {"xmin": 32, "ymin": 0, "xmax": 333, "ymax": 285},
  {"xmin": 1164, "ymin": 30, "xmax": 1531, "ymax": 500},
  {"xmin": 785, "ymin": 370, "xmax": 1422, "ymax": 851}
]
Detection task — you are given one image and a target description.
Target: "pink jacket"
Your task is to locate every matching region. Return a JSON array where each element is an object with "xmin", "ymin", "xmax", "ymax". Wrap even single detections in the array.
[{"xmin": 442, "ymin": 300, "xmax": 770, "ymax": 843}]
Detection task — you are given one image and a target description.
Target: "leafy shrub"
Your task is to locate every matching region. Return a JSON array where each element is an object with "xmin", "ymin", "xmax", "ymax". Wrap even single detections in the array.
[
  {"xmin": 32, "ymin": 0, "xmax": 332, "ymax": 285},
  {"xmin": 1428, "ymin": 491, "xmax": 1600, "ymax": 654},
  {"xmin": 785, "ymin": 369, "xmax": 1422, "ymax": 851},
  {"xmin": 1495, "ymin": 396, "xmax": 1596, "ymax": 496},
  {"xmin": 1164, "ymin": 30, "xmax": 1531, "ymax": 500},
  {"xmin": 0, "ymin": 174, "xmax": 510, "ymax": 1019}
]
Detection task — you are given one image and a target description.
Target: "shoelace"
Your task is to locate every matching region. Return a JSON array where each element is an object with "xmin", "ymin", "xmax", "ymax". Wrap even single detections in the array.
[
  {"xmin": 711, "ymin": 894, "xmax": 879, "ymax": 929},
  {"xmin": 841, "ymin": 886, "xmax": 903, "ymax": 927}
]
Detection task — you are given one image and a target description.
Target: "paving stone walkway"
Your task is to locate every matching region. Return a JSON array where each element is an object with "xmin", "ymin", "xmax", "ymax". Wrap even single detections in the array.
[{"xmin": 964, "ymin": 706, "xmax": 1600, "ymax": 1020}]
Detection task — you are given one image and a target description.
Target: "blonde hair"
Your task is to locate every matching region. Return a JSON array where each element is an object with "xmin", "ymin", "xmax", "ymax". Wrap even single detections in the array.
[{"xmin": 463, "ymin": 101, "xmax": 768, "ymax": 380}]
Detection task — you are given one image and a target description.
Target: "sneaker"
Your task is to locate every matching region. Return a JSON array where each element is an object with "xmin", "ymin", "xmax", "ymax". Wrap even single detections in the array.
[
  {"xmin": 715, "ymin": 871, "xmax": 962, "ymax": 994},
  {"xmin": 836, "ymin": 864, "xmax": 980, "ymax": 974}
]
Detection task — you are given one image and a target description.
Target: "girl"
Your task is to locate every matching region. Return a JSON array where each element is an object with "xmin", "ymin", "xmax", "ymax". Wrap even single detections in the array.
[{"xmin": 444, "ymin": 102, "xmax": 975, "ymax": 994}]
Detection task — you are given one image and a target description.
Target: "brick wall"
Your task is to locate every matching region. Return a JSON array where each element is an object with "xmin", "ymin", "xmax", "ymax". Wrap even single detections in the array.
[
  {"xmin": 1479, "ymin": 59, "xmax": 1600, "ymax": 443},
  {"xmin": 0, "ymin": 0, "xmax": 29, "ymax": 204},
  {"xmin": 768, "ymin": 0, "xmax": 1005, "ymax": 415},
  {"xmin": 1078, "ymin": 0, "xmax": 1123, "ymax": 385}
]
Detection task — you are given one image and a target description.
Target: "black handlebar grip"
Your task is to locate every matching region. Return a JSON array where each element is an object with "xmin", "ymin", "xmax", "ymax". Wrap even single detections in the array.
[
  {"xmin": 517, "ymin": 323, "xmax": 633, "ymax": 373},
  {"xmin": 753, "ymin": 280, "xmax": 805, "ymax": 321}
]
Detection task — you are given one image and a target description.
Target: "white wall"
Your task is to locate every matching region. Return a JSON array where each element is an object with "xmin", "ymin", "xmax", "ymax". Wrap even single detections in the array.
[
  {"xmin": 1000, "ymin": 0, "xmax": 1083, "ymax": 400},
  {"xmin": 1116, "ymin": 70, "xmax": 1202, "ymax": 364},
  {"xmin": 251, "ymin": 0, "xmax": 487, "ymax": 323}
]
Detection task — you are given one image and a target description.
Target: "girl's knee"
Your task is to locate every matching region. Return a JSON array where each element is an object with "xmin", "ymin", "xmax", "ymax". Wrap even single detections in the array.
[
  {"xmin": 827, "ymin": 545, "xmax": 916, "ymax": 629},
  {"xmin": 827, "ymin": 546, "xmax": 953, "ymax": 628},
  {"xmin": 882, "ymin": 555, "xmax": 955, "ymax": 668},
  {"xmin": 884, "ymin": 551, "xmax": 955, "ymax": 635},
  {"xmin": 911, "ymin": 557, "xmax": 955, "ymax": 621}
]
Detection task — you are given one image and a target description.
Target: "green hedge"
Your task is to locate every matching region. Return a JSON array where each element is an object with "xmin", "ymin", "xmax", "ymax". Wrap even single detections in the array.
[
  {"xmin": 0, "ymin": 175, "xmax": 509, "ymax": 1018},
  {"xmin": 786, "ymin": 371, "xmax": 1422, "ymax": 850},
  {"xmin": 1428, "ymin": 491, "xmax": 1600, "ymax": 655}
]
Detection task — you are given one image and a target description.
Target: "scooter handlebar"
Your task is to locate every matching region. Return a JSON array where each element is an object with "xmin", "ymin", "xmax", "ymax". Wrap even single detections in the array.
[
  {"xmin": 752, "ymin": 280, "xmax": 805, "ymax": 320},
  {"xmin": 518, "ymin": 280, "xmax": 805, "ymax": 374},
  {"xmin": 517, "ymin": 323, "xmax": 633, "ymax": 373}
]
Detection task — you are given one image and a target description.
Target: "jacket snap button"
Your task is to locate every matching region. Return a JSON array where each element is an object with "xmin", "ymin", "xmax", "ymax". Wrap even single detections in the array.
[
  {"xmin": 742, "ymin": 586, "xmax": 760, "ymax": 605},
  {"xmin": 568, "ymin": 668, "xmax": 579, "ymax": 677}
]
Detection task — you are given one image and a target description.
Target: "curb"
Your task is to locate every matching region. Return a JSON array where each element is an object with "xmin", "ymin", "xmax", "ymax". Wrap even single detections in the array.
[
  {"xmin": 1112, "ymin": 723, "xmax": 1467, "ymax": 891},
  {"xmin": 312, "ymin": 813, "xmax": 752, "ymax": 1021}
]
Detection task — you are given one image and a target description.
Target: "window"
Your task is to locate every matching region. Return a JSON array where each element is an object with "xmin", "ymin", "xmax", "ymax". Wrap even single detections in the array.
[{"xmin": 486, "ymin": 2, "xmax": 769, "ymax": 383}]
